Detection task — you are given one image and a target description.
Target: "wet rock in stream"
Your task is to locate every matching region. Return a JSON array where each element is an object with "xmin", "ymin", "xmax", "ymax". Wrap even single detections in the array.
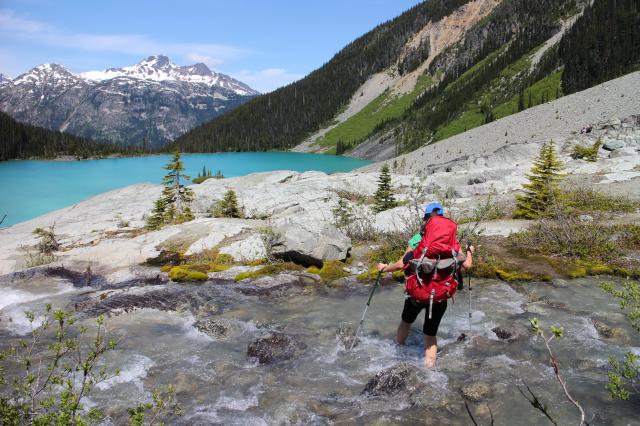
[
  {"xmin": 491, "ymin": 327, "xmax": 516, "ymax": 340},
  {"xmin": 362, "ymin": 363, "xmax": 418, "ymax": 397},
  {"xmin": 234, "ymin": 273, "xmax": 320, "ymax": 298},
  {"xmin": 592, "ymin": 319, "xmax": 627, "ymax": 341},
  {"xmin": 336, "ymin": 324, "xmax": 359, "ymax": 349},
  {"xmin": 247, "ymin": 332, "xmax": 306, "ymax": 364},
  {"xmin": 195, "ymin": 318, "xmax": 231, "ymax": 339},
  {"xmin": 71, "ymin": 284, "xmax": 228, "ymax": 317}
]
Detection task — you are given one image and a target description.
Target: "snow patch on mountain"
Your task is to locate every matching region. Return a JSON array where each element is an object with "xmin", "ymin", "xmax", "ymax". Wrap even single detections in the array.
[{"xmin": 80, "ymin": 55, "xmax": 258, "ymax": 96}]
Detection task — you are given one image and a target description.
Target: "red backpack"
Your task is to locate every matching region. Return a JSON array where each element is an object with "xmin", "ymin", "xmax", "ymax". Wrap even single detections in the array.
[{"xmin": 406, "ymin": 215, "xmax": 462, "ymax": 316}]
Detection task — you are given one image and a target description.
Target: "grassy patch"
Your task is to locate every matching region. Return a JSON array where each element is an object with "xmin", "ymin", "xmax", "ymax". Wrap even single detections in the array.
[
  {"xmin": 234, "ymin": 262, "xmax": 304, "ymax": 282},
  {"xmin": 168, "ymin": 266, "xmax": 208, "ymax": 283},
  {"xmin": 493, "ymin": 71, "xmax": 563, "ymax": 119},
  {"xmin": 307, "ymin": 260, "xmax": 350, "ymax": 283},
  {"xmin": 434, "ymin": 108, "xmax": 486, "ymax": 141},
  {"xmin": 318, "ymin": 74, "xmax": 433, "ymax": 149},
  {"xmin": 559, "ymin": 187, "xmax": 639, "ymax": 214}
]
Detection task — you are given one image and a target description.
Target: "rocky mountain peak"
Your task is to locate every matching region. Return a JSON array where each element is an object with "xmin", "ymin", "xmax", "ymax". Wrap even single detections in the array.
[
  {"xmin": 182, "ymin": 63, "xmax": 213, "ymax": 77},
  {"xmin": 0, "ymin": 74, "xmax": 11, "ymax": 85}
]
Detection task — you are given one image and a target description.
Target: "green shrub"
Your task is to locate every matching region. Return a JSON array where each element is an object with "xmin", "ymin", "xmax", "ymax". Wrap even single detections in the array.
[
  {"xmin": 213, "ymin": 253, "xmax": 235, "ymax": 265},
  {"xmin": 571, "ymin": 137, "xmax": 602, "ymax": 162}
]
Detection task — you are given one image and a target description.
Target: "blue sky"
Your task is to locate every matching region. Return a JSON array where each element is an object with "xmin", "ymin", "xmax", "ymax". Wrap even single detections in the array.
[{"xmin": 0, "ymin": 0, "xmax": 422, "ymax": 92}]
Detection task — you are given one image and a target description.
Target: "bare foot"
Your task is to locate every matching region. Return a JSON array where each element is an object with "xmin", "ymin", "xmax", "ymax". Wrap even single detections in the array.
[{"xmin": 424, "ymin": 354, "xmax": 436, "ymax": 369}]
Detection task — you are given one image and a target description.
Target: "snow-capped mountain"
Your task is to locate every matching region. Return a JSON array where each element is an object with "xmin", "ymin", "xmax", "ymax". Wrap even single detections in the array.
[
  {"xmin": 81, "ymin": 55, "xmax": 258, "ymax": 96},
  {"xmin": 0, "ymin": 55, "xmax": 258, "ymax": 147},
  {"xmin": 0, "ymin": 74, "xmax": 11, "ymax": 85}
]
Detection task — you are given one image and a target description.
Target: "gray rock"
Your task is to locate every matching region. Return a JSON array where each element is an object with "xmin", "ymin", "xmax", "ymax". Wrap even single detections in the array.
[
  {"xmin": 272, "ymin": 222, "xmax": 351, "ymax": 265},
  {"xmin": 603, "ymin": 139, "xmax": 625, "ymax": 151},
  {"xmin": 362, "ymin": 363, "xmax": 417, "ymax": 397},
  {"xmin": 195, "ymin": 319, "xmax": 230, "ymax": 339},
  {"xmin": 247, "ymin": 332, "xmax": 305, "ymax": 364},
  {"xmin": 609, "ymin": 147, "xmax": 639, "ymax": 158},
  {"xmin": 491, "ymin": 327, "xmax": 515, "ymax": 340},
  {"xmin": 551, "ymin": 278, "xmax": 569, "ymax": 288},
  {"xmin": 578, "ymin": 214, "xmax": 594, "ymax": 222},
  {"xmin": 467, "ymin": 176, "xmax": 487, "ymax": 185}
]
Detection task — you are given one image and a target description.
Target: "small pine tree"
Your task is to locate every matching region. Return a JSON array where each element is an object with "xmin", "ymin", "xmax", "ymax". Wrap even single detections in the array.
[
  {"xmin": 514, "ymin": 141, "xmax": 565, "ymax": 219},
  {"xmin": 212, "ymin": 190, "xmax": 243, "ymax": 218},
  {"xmin": 373, "ymin": 164, "xmax": 397, "ymax": 213},
  {"xmin": 146, "ymin": 198, "xmax": 167, "ymax": 230},
  {"xmin": 161, "ymin": 150, "xmax": 194, "ymax": 223}
]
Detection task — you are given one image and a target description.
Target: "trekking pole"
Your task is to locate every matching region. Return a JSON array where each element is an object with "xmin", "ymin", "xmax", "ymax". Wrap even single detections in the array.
[
  {"xmin": 466, "ymin": 242, "xmax": 473, "ymax": 330},
  {"xmin": 350, "ymin": 271, "xmax": 382, "ymax": 351}
]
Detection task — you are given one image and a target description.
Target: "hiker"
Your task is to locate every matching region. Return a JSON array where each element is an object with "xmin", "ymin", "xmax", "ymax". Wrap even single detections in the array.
[{"xmin": 377, "ymin": 202, "xmax": 474, "ymax": 368}]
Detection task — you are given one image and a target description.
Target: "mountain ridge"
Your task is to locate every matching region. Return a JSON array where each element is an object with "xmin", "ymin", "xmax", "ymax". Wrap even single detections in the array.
[
  {"xmin": 0, "ymin": 55, "xmax": 258, "ymax": 148},
  {"xmin": 173, "ymin": 0, "xmax": 639, "ymax": 159}
]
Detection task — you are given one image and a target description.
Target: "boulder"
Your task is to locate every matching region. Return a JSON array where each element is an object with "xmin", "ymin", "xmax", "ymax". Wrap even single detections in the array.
[
  {"xmin": 460, "ymin": 382, "xmax": 492, "ymax": 402},
  {"xmin": 272, "ymin": 222, "xmax": 351, "ymax": 266},
  {"xmin": 195, "ymin": 319, "xmax": 231, "ymax": 339},
  {"xmin": 491, "ymin": 327, "xmax": 515, "ymax": 340},
  {"xmin": 247, "ymin": 332, "xmax": 305, "ymax": 364},
  {"xmin": 609, "ymin": 147, "xmax": 639, "ymax": 158},
  {"xmin": 218, "ymin": 233, "xmax": 266, "ymax": 262},
  {"xmin": 603, "ymin": 139, "xmax": 624, "ymax": 151},
  {"xmin": 592, "ymin": 319, "xmax": 626, "ymax": 340},
  {"xmin": 362, "ymin": 363, "xmax": 417, "ymax": 397}
]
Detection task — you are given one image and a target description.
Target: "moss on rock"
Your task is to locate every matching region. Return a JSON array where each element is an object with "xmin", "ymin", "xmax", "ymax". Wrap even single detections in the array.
[{"xmin": 168, "ymin": 266, "xmax": 208, "ymax": 283}]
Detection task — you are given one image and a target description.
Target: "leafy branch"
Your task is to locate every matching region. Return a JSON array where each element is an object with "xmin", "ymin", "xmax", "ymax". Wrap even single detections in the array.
[{"xmin": 530, "ymin": 318, "xmax": 587, "ymax": 426}]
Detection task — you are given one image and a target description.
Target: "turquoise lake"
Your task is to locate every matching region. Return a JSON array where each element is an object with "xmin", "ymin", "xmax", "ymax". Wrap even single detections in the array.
[{"xmin": 0, "ymin": 152, "xmax": 370, "ymax": 227}]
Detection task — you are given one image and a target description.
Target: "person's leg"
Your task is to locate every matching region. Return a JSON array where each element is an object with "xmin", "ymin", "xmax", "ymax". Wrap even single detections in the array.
[
  {"xmin": 422, "ymin": 300, "xmax": 448, "ymax": 368},
  {"xmin": 399, "ymin": 298, "xmax": 421, "ymax": 345},
  {"xmin": 397, "ymin": 320, "xmax": 411, "ymax": 345},
  {"xmin": 424, "ymin": 335, "xmax": 437, "ymax": 368}
]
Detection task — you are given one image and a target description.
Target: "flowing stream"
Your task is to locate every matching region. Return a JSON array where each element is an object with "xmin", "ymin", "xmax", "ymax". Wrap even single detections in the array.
[{"xmin": 0, "ymin": 274, "xmax": 638, "ymax": 425}]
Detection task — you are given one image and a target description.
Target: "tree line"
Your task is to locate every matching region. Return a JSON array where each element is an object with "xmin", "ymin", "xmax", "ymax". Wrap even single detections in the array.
[
  {"xmin": 0, "ymin": 111, "xmax": 140, "ymax": 161},
  {"xmin": 560, "ymin": 0, "xmax": 640, "ymax": 94}
]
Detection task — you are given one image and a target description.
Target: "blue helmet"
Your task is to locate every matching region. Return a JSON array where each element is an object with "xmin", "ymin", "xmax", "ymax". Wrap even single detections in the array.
[{"xmin": 424, "ymin": 202, "xmax": 444, "ymax": 217}]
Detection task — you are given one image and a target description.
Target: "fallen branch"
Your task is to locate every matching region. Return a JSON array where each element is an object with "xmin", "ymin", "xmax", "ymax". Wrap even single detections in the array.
[
  {"xmin": 464, "ymin": 400, "xmax": 494, "ymax": 426},
  {"xmin": 531, "ymin": 318, "xmax": 588, "ymax": 426},
  {"xmin": 0, "ymin": 214, "xmax": 5, "ymax": 226},
  {"xmin": 517, "ymin": 380, "xmax": 558, "ymax": 425}
]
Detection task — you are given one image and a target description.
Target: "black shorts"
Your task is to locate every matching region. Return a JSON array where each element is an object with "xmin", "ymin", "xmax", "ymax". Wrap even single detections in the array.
[{"xmin": 401, "ymin": 297, "xmax": 447, "ymax": 336}]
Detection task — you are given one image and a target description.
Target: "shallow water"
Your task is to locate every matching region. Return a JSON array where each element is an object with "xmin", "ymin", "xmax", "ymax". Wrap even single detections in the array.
[
  {"xmin": 0, "ymin": 152, "xmax": 370, "ymax": 227},
  {"xmin": 0, "ymin": 276, "xmax": 638, "ymax": 425}
]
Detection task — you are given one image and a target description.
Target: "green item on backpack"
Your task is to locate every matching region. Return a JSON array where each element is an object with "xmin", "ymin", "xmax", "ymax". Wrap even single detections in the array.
[{"xmin": 409, "ymin": 233, "xmax": 422, "ymax": 250}]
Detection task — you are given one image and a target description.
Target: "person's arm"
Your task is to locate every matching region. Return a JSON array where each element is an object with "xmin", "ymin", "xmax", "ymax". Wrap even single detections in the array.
[
  {"xmin": 377, "ymin": 246, "xmax": 412, "ymax": 273},
  {"xmin": 462, "ymin": 245, "xmax": 475, "ymax": 269}
]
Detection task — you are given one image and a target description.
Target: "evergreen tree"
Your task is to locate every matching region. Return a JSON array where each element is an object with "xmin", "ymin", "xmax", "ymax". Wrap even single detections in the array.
[
  {"xmin": 374, "ymin": 164, "xmax": 397, "ymax": 213},
  {"xmin": 212, "ymin": 190, "xmax": 243, "ymax": 218},
  {"xmin": 161, "ymin": 150, "xmax": 194, "ymax": 222},
  {"xmin": 514, "ymin": 141, "xmax": 565, "ymax": 219},
  {"xmin": 145, "ymin": 198, "xmax": 167, "ymax": 230}
]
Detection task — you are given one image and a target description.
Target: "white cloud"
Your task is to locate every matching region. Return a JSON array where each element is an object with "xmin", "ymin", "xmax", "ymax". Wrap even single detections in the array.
[
  {"xmin": 232, "ymin": 68, "xmax": 304, "ymax": 93},
  {"xmin": 0, "ymin": 9, "xmax": 247, "ymax": 67}
]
